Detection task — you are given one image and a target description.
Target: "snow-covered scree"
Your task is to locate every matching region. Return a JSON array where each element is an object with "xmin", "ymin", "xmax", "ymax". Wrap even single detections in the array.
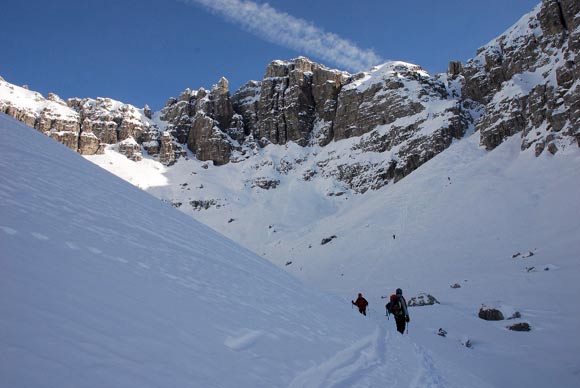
[{"xmin": 2, "ymin": 112, "xmax": 505, "ymax": 388}]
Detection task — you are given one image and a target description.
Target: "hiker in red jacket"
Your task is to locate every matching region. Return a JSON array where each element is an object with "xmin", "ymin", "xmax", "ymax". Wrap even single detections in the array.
[{"xmin": 352, "ymin": 293, "xmax": 368, "ymax": 316}]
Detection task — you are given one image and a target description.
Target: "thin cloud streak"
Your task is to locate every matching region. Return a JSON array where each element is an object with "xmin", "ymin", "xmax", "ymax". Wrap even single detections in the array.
[{"xmin": 181, "ymin": 0, "xmax": 382, "ymax": 72}]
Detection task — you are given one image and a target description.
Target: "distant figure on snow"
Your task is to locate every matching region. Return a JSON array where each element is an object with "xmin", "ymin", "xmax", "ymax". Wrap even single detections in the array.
[
  {"xmin": 386, "ymin": 288, "xmax": 409, "ymax": 334},
  {"xmin": 352, "ymin": 293, "xmax": 368, "ymax": 316},
  {"xmin": 393, "ymin": 234, "xmax": 396, "ymax": 240}
]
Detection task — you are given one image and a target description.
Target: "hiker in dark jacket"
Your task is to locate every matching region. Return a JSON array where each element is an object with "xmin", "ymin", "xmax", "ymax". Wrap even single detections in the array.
[
  {"xmin": 386, "ymin": 288, "xmax": 409, "ymax": 334},
  {"xmin": 352, "ymin": 293, "xmax": 368, "ymax": 316}
]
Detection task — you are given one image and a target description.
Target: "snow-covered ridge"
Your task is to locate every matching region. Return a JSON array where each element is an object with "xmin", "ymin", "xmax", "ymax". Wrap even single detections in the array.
[
  {"xmin": 0, "ymin": 79, "xmax": 78, "ymax": 121},
  {"xmin": 343, "ymin": 61, "xmax": 430, "ymax": 93},
  {"xmin": 0, "ymin": 76, "xmax": 174, "ymax": 159},
  {"xmin": 0, "ymin": 78, "xmax": 153, "ymax": 128},
  {"xmin": 477, "ymin": 3, "xmax": 544, "ymax": 65}
]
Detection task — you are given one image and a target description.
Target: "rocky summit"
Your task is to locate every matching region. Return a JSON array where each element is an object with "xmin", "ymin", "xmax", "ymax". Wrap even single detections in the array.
[{"xmin": 1, "ymin": 0, "xmax": 578, "ymax": 191}]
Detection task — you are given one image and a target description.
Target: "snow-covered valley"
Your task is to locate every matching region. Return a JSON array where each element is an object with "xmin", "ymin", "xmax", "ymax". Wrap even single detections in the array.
[
  {"xmin": 84, "ymin": 110, "xmax": 580, "ymax": 387},
  {"xmin": 2, "ymin": 95, "xmax": 579, "ymax": 387},
  {"xmin": 1, "ymin": 1, "xmax": 580, "ymax": 386},
  {"xmin": 1, "ymin": 114, "xmax": 445, "ymax": 388}
]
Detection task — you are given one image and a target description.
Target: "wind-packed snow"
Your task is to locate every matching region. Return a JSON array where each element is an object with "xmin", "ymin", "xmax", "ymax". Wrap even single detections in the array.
[{"xmin": 1, "ymin": 112, "xmax": 506, "ymax": 387}]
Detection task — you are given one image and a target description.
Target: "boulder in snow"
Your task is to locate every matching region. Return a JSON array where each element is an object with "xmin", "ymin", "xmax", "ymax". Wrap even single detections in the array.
[
  {"xmin": 507, "ymin": 322, "xmax": 531, "ymax": 332},
  {"xmin": 408, "ymin": 293, "xmax": 439, "ymax": 306},
  {"xmin": 478, "ymin": 305, "xmax": 505, "ymax": 321}
]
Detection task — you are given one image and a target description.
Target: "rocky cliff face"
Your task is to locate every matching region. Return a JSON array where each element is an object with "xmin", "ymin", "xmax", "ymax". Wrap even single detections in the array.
[
  {"xmin": 0, "ymin": 80, "xmax": 182, "ymax": 160},
  {"xmin": 161, "ymin": 56, "xmax": 473, "ymax": 189},
  {"xmin": 461, "ymin": 0, "xmax": 580, "ymax": 155},
  {"xmin": 160, "ymin": 78, "xmax": 238, "ymax": 166},
  {"xmin": 1, "ymin": 0, "xmax": 578, "ymax": 192}
]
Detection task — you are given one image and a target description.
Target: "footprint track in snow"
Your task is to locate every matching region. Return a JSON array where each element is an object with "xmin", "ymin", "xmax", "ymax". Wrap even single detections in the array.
[
  {"xmin": 289, "ymin": 326, "xmax": 388, "ymax": 388},
  {"xmin": 410, "ymin": 343, "xmax": 451, "ymax": 388}
]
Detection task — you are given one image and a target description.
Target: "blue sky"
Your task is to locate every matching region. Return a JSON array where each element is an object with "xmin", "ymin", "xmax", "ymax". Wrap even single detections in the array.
[{"xmin": 0, "ymin": 0, "xmax": 539, "ymax": 111}]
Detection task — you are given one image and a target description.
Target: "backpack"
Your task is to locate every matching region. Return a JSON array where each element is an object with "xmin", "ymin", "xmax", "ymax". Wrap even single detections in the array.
[{"xmin": 386, "ymin": 294, "xmax": 405, "ymax": 317}]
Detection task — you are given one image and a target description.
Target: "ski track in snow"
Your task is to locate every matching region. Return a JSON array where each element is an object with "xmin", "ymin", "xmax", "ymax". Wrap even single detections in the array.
[{"xmin": 289, "ymin": 320, "xmax": 455, "ymax": 388}]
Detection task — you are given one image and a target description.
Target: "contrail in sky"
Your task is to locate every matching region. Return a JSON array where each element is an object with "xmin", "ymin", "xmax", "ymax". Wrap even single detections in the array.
[{"xmin": 180, "ymin": 0, "xmax": 382, "ymax": 72}]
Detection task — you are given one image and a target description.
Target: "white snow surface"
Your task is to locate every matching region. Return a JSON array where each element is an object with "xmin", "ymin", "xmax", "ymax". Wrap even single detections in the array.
[
  {"xmin": 84, "ymin": 114, "xmax": 580, "ymax": 386},
  {"xmin": 0, "ymin": 112, "xmax": 505, "ymax": 387}
]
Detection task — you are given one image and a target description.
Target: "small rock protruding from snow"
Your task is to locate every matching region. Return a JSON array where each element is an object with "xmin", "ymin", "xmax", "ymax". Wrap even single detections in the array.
[
  {"xmin": 507, "ymin": 322, "xmax": 531, "ymax": 332},
  {"xmin": 321, "ymin": 235, "xmax": 337, "ymax": 245},
  {"xmin": 508, "ymin": 311, "xmax": 522, "ymax": 320},
  {"xmin": 251, "ymin": 177, "xmax": 280, "ymax": 190},
  {"xmin": 478, "ymin": 305, "xmax": 505, "ymax": 321},
  {"xmin": 547, "ymin": 141, "xmax": 559, "ymax": 155},
  {"xmin": 408, "ymin": 293, "xmax": 440, "ymax": 306},
  {"xmin": 461, "ymin": 336, "xmax": 473, "ymax": 348}
]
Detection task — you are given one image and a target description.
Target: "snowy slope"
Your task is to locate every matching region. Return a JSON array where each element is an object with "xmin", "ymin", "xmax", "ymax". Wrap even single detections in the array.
[
  {"xmin": 281, "ymin": 133, "xmax": 580, "ymax": 386},
  {"xmin": 1, "ymin": 112, "xmax": 500, "ymax": 388},
  {"xmin": 84, "ymin": 119, "xmax": 580, "ymax": 387}
]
